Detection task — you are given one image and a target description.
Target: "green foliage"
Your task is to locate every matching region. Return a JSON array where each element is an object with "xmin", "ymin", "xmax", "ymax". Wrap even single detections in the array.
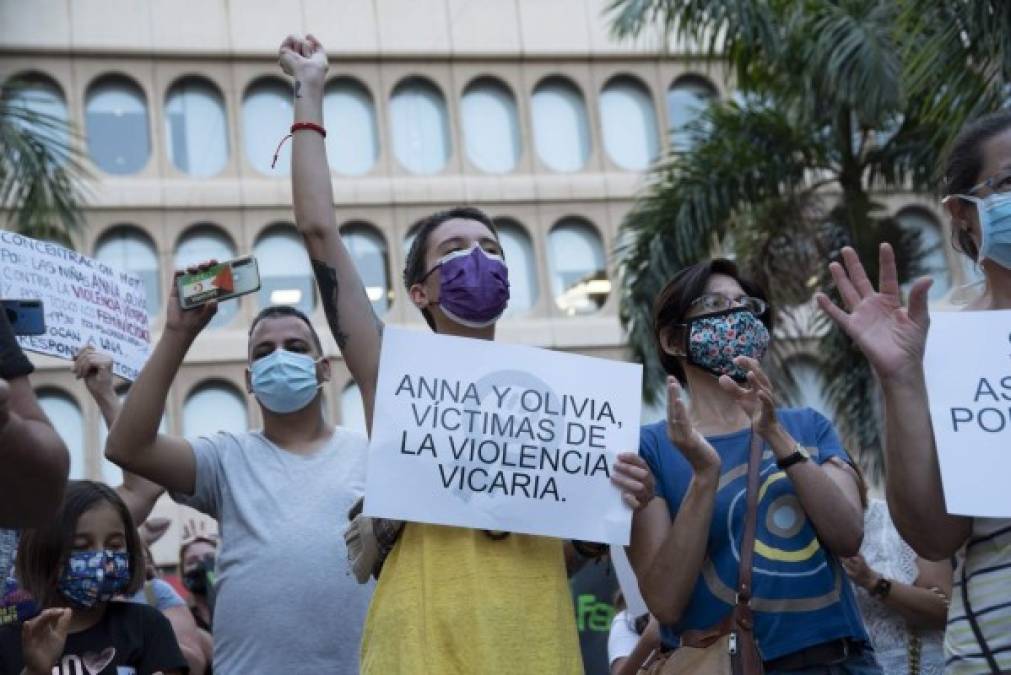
[
  {"xmin": 608, "ymin": 0, "xmax": 1002, "ymax": 477},
  {"xmin": 0, "ymin": 79, "xmax": 89, "ymax": 248}
]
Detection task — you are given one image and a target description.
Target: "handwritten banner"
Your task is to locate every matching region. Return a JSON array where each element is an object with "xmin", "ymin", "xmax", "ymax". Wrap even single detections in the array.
[
  {"xmin": 924, "ymin": 309, "xmax": 1011, "ymax": 517},
  {"xmin": 363, "ymin": 326, "xmax": 642, "ymax": 544},
  {"xmin": 0, "ymin": 231, "xmax": 151, "ymax": 381}
]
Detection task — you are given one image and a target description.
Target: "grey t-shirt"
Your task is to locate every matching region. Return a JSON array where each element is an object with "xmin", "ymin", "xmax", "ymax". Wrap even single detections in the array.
[{"xmin": 172, "ymin": 428, "xmax": 372, "ymax": 675}]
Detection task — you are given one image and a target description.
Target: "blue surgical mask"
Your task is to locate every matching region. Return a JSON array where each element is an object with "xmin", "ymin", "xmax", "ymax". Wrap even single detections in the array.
[
  {"xmin": 58, "ymin": 550, "xmax": 131, "ymax": 608},
  {"xmin": 250, "ymin": 349, "xmax": 323, "ymax": 414},
  {"xmin": 956, "ymin": 192, "xmax": 1011, "ymax": 269}
]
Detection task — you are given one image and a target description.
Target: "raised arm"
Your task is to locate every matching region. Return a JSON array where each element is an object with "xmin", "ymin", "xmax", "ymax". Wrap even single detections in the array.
[
  {"xmin": 629, "ymin": 379, "xmax": 721, "ymax": 624},
  {"xmin": 105, "ymin": 270, "xmax": 217, "ymax": 495},
  {"xmin": 278, "ymin": 34, "xmax": 383, "ymax": 432},
  {"xmin": 817, "ymin": 244, "xmax": 972, "ymax": 560},
  {"xmin": 73, "ymin": 347, "xmax": 164, "ymax": 525},
  {"xmin": 0, "ymin": 309, "xmax": 69, "ymax": 527}
]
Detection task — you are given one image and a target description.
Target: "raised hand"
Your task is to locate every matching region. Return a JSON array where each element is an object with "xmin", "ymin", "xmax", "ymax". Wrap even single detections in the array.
[
  {"xmin": 665, "ymin": 376, "xmax": 721, "ymax": 473},
  {"xmin": 21, "ymin": 607, "xmax": 71, "ymax": 674},
  {"xmin": 73, "ymin": 345, "xmax": 116, "ymax": 400},
  {"xmin": 816, "ymin": 244, "xmax": 932, "ymax": 382},
  {"xmin": 611, "ymin": 453, "xmax": 656, "ymax": 511},
  {"xmin": 278, "ymin": 33, "xmax": 328, "ymax": 84},
  {"xmin": 166, "ymin": 262, "xmax": 218, "ymax": 341},
  {"xmin": 718, "ymin": 356, "xmax": 779, "ymax": 438}
]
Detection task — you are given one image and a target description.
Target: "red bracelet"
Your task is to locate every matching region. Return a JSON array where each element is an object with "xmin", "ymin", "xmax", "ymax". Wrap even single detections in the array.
[{"xmin": 271, "ymin": 122, "xmax": 327, "ymax": 169}]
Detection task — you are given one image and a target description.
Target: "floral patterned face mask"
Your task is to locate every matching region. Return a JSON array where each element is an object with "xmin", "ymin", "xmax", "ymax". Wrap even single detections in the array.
[
  {"xmin": 58, "ymin": 550, "xmax": 131, "ymax": 608},
  {"xmin": 684, "ymin": 307, "xmax": 770, "ymax": 382}
]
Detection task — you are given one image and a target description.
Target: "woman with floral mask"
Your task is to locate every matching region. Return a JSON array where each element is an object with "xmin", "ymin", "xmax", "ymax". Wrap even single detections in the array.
[
  {"xmin": 631, "ymin": 259, "xmax": 879, "ymax": 674},
  {"xmin": 279, "ymin": 33, "xmax": 655, "ymax": 675},
  {"xmin": 820, "ymin": 109, "xmax": 1011, "ymax": 674},
  {"xmin": 0, "ymin": 481, "xmax": 186, "ymax": 675}
]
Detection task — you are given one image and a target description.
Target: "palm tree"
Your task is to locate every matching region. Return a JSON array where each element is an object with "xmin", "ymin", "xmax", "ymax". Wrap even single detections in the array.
[
  {"xmin": 606, "ymin": 0, "xmax": 976, "ymax": 477},
  {"xmin": 0, "ymin": 78, "xmax": 89, "ymax": 247}
]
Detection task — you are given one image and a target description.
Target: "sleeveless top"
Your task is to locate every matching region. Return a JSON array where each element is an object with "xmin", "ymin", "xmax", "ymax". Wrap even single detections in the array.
[{"xmin": 855, "ymin": 499, "xmax": 944, "ymax": 675}]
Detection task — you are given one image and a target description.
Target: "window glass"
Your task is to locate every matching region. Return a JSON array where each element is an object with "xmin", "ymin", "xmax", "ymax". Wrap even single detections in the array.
[
  {"xmin": 667, "ymin": 75, "xmax": 717, "ymax": 150},
  {"xmin": 254, "ymin": 225, "xmax": 316, "ymax": 315},
  {"xmin": 547, "ymin": 219, "xmax": 609, "ymax": 315},
  {"xmin": 461, "ymin": 78, "xmax": 520, "ymax": 174},
  {"xmin": 342, "ymin": 223, "xmax": 392, "ymax": 314},
  {"xmin": 389, "ymin": 78, "xmax": 451, "ymax": 174},
  {"xmin": 323, "ymin": 78, "xmax": 379, "ymax": 176},
  {"xmin": 183, "ymin": 382, "xmax": 248, "ymax": 438},
  {"xmin": 531, "ymin": 78, "xmax": 591, "ymax": 172},
  {"xmin": 600, "ymin": 77, "xmax": 659, "ymax": 170},
  {"xmin": 85, "ymin": 75, "xmax": 150, "ymax": 174},
  {"xmin": 94, "ymin": 226, "xmax": 161, "ymax": 316},
  {"xmin": 494, "ymin": 219, "xmax": 538, "ymax": 314},
  {"xmin": 243, "ymin": 78, "xmax": 294, "ymax": 175},
  {"xmin": 165, "ymin": 77, "xmax": 229, "ymax": 177}
]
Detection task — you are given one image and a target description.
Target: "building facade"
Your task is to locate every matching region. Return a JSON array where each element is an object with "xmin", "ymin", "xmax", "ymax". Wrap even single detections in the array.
[{"xmin": 0, "ymin": 0, "xmax": 974, "ymax": 560}]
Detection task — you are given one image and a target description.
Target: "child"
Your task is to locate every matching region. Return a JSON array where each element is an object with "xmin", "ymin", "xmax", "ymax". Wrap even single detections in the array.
[{"xmin": 0, "ymin": 481, "xmax": 187, "ymax": 674}]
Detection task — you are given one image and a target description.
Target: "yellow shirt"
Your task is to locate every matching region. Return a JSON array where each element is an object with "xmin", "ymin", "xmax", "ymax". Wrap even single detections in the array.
[{"xmin": 359, "ymin": 523, "xmax": 583, "ymax": 675}]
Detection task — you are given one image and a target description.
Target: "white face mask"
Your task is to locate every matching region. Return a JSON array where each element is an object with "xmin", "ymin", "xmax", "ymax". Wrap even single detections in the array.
[
  {"xmin": 949, "ymin": 192, "xmax": 1011, "ymax": 269},
  {"xmin": 249, "ymin": 349, "xmax": 323, "ymax": 414}
]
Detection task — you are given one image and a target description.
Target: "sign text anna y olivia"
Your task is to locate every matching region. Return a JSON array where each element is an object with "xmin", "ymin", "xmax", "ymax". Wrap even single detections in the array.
[{"xmin": 363, "ymin": 327, "xmax": 643, "ymax": 544}]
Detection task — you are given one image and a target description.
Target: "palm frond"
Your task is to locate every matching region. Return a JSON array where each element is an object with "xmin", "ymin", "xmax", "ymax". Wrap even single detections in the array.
[{"xmin": 0, "ymin": 79, "xmax": 90, "ymax": 247}]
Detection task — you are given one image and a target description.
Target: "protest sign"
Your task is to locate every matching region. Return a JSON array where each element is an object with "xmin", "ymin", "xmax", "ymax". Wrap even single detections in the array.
[
  {"xmin": 0, "ymin": 231, "xmax": 151, "ymax": 380},
  {"xmin": 610, "ymin": 545, "xmax": 648, "ymax": 618},
  {"xmin": 363, "ymin": 326, "xmax": 643, "ymax": 544},
  {"xmin": 924, "ymin": 309, "xmax": 1011, "ymax": 517}
]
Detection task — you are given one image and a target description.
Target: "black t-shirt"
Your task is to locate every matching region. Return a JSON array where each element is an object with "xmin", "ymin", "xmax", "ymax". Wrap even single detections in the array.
[
  {"xmin": 0, "ymin": 601, "xmax": 188, "ymax": 675},
  {"xmin": 0, "ymin": 307, "xmax": 33, "ymax": 379}
]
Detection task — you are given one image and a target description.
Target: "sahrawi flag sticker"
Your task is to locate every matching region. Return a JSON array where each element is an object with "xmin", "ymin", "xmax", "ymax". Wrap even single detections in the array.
[{"xmin": 182, "ymin": 266, "xmax": 234, "ymax": 305}]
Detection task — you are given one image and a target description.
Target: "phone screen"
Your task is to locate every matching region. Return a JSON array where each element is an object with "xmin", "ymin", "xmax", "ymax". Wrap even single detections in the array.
[
  {"xmin": 178, "ymin": 263, "xmax": 236, "ymax": 306},
  {"xmin": 2, "ymin": 299, "xmax": 45, "ymax": 336}
]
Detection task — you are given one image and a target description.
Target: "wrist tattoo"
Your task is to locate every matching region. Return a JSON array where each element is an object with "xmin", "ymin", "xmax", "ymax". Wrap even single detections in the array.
[{"xmin": 295, "ymin": 80, "xmax": 303, "ymax": 99}]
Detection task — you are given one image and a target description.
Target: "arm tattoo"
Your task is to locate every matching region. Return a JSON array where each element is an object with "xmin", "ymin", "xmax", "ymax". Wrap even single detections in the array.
[
  {"xmin": 311, "ymin": 259, "xmax": 349, "ymax": 350},
  {"xmin": 294, "ymin": 80, "xmax": 303, "ymax": 98}
]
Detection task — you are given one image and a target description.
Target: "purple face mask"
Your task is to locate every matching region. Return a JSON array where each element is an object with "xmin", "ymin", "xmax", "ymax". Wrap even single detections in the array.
[{"xmin": 425, "ymin": 245, "xmax": 510, "ymax": 328}]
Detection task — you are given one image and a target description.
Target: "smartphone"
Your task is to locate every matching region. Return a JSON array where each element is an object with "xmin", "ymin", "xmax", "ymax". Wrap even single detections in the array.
[
  {"xmin": 2, "ymin": 299, "xmax": 45, "ymax": 336},
  {"xmin": 176, "ymin": 256, "xmax": 261, "ymax": 310}
]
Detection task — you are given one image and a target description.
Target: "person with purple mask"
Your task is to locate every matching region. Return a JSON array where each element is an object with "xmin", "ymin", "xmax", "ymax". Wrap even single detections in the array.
[{"xmin": 279, "ymin": 32, "xmax": 656, "ymax": 675}]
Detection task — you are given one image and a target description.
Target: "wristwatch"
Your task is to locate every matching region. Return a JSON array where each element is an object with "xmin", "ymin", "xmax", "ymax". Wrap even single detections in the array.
[
  {"xmin": 776, "ymin": 443, "xmax": 810, "ymax": 470},
  {"xmin": 869, "ymin": 577, "xmax": 892, "ymax": 599}
]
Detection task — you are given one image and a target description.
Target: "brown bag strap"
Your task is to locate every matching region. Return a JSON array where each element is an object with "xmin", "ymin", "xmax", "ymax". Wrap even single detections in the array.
[{"xmin": 737, "ymin": 428, "xmax": 763, "ymax": 606}]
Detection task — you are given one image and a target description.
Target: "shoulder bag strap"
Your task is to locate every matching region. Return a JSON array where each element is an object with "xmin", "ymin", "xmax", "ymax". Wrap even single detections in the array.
[
  {"xmin": 961, "ymin": 558, "xmax": 1001, "ymax": 673},
  {"xmin": 737, "ymin": 429, "xmax": 762, "ymax": 606},
  {"xmin": 730, "ymin": 428, "xmax": 765, "ymax": 675}
]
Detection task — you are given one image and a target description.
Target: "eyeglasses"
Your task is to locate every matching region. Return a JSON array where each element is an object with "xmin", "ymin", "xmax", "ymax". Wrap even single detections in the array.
[
  {"xmin": 688, "ymin": 292, "xmax": 767, "ymax": 316},
  {"xmin": 967, "ymin": 168, "xmax": 1011, "ymax": 196}
]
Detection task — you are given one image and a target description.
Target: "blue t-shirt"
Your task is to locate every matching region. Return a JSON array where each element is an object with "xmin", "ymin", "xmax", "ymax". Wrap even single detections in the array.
[
  {"xmin": 127, "ymin": 578, "xmax": 186, "ymax": 613},
  {"xmin": 639, "ymin": 407, "xmax": 868, "ymax": 661}
]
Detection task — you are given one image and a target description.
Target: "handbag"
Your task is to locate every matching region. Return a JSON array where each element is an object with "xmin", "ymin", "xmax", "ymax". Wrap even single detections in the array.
[{"xmin": 644, "ymin": 429, "xmax": 765, "ymax": 675}]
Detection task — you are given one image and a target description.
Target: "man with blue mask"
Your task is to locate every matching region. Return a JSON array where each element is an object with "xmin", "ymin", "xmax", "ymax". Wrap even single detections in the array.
[{"xmin": 105, "ymin": 269, "xmax": 372, "ymax": 675}]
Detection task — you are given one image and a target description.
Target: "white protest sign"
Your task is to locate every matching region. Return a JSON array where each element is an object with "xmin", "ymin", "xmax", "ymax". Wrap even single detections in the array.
[
  {"xmin": 610, "ymin": 545, "xmax": 648, "ymax": 618},
  {"xmin": 924, "ymin": 309, "xmax": 1011, "ymax": 517},
  {"xmin": 0, "ymin": 231, "xmax": 151, "ymax": 380},
  {"xmin": 364, "ymin": 326, "xmax": 643, "ymax": 544}
]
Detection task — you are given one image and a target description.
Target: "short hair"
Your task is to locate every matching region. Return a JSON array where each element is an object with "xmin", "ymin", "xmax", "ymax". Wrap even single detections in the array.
[
  {"xmin": 402, "ymin": 206, "xmax": 498, "ymax": 330},
  {"xmin": 943, "ymin": 109, "xmax": 1011, "ymax": 261},
  {"xmin": 248, "ymin": 305, "xmax": 322, "ymax": 353},
  {"xmin": 17, "ymin": 481, "xmax": 145, "ymax": 609},
  {"xmin": 652, "ymin": 258, "xmax": 773, "ymax": 385}
]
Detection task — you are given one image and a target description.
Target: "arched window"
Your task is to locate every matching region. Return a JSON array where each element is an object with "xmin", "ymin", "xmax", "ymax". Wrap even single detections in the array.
[
  {"xmin": 323, "ymin": 78, "xmax": 379, "ymax": 176},
  {"xmin": 341, "ymin": 223, "xmax": 392, "ymax": 314},
  {"xmin": 667, "ymin": 75, "xmax": 717, "ymax": 150},
  {"xmin": 174, "ymin": 225, "xmax": 238, "ymax": 327},
  {"xmin": 243, "ymin": 78, "xmax": 293, "ymax": 175},
  {"xmin": 461, "ymin": 78, "xmax": 520, "ymax": 174},
  {"xmin": 494, "ymin": 218, "xmax": 538, "ymax": 314},
  {"xmin": 600, "ymin": 76, "xmax": 659, "ymax": 170},
  {"xmin": 341, "ymin": 382, "xmax": 367, "ymax": 435},
  {"xmin": 389, "ymin": 78, "xmax": 451, "ymax": 174},
  {"xmin": 85, "ymin": 75, "xmax": 150, "ymax": 174},
  {"xmin": 547, "ymin": 218, "xmax": 609, "ymax": 315},
  {"xmin": 531, "ymin": 77, "xmax": 591, "ymax": 172},
  {"xmin": 897, "ymin": 207, "xmax": 951, "ymax": 300},
  {"xmin": 7, "ymin": 74, "xmax": 70, "ymax": 155},
  {"xmin": 165, "ymin": 76, "xmax": 229, "ymax": 177},
  {"xmin": 788, "ymin": 356, "xmax": 830, "ymax": 416},
  {"xmin": 99, "ymin": 388, "xmax": 168, "ymax": 485},
  {"xmin": 94, "ymin": 226, "xmax": 161, "ymax": 315},
  {"xmin": 37, "ymin": 390, "xmax": 85, "ymax": 479},
  {"xmin": 183, "ymin": 382, "xmax": 248, "ymax": 438},
  {"xmin": 253, "ymin": 224, "xmax": 316, "ymax": 315}
]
